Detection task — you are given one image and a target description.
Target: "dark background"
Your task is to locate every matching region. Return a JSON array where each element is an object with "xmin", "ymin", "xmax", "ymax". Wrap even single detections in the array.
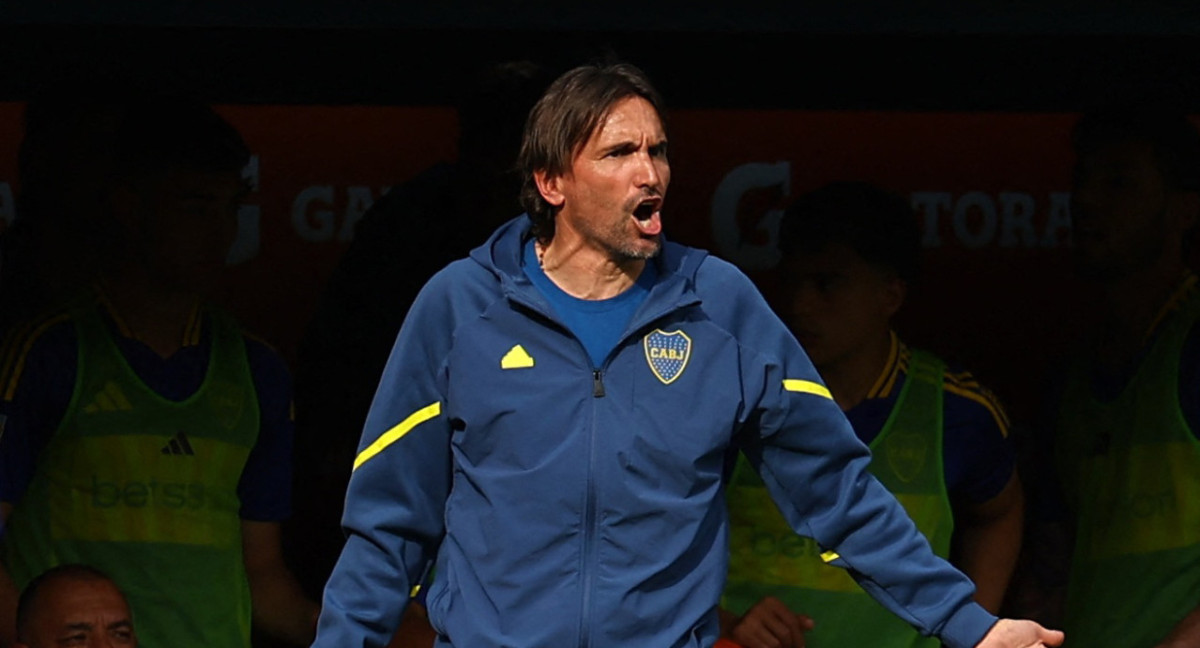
[{"xmin": 3, "ymin": 2, "xmax": 1200, "ymax": 110}]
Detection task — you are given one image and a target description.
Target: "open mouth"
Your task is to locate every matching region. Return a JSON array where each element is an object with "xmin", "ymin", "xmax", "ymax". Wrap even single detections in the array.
[{"xmin": 632, "ymin": 198, "xmax": 663, "ymax": 236}]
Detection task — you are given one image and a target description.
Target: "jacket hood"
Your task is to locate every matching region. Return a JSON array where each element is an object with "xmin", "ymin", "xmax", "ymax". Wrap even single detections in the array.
[{"xmin": 468, "ymin": 214, "xmax": 710, "ymax": 292}]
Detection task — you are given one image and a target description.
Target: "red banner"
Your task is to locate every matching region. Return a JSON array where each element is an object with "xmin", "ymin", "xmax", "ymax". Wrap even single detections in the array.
[{"xmin": 0, "ymin": 103, "xmax": 1083, "ymax": 420}]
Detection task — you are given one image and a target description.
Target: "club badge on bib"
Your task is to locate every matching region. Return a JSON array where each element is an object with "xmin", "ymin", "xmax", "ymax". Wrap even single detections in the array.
[{"xmin": 644, "ymin": 329, "xmax": 692, "ymax": 385}]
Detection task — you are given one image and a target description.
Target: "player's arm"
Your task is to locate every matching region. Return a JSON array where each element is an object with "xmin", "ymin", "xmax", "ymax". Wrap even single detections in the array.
[
  {"xmin": 0, "ymin": 319, "xmax": 76, "ymax": 647},
  {"xmin": 242, "ymin": 520, "xmax": 320, "ymax": 645},
  {"xmin": 752, "ymin": 373, "xmax": 1059, "ymax": 648},
  {"xmin": 1153, "ymin": 605, "xmax": 1200, "ymax": 647},
  {"xmin": 956, "ymin": 472, "xmax": 1024, "ymax": 613},
  {"xmin": 716, "ymin": 268, "xmax": 1053, "ymax": 648},
  {"xmin": 719, "ymin": 597, "xmax": 814, "ymax": 648},
  {"xmin": 945, "ymin": 382, "xmax": 1024, "ymax": 613},
  {"xmin": 312, "ymin": 268, "xmax": 461, "ymax": 648},
  {"xmin": 239, "ymin": 337, "xmax": 320, "ymax": 645}
]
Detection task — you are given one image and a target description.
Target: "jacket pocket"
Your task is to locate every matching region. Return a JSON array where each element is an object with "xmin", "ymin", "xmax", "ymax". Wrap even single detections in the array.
[{"xmin": 424, "ymin": 560, "xmax": 454, "ymax": 637}]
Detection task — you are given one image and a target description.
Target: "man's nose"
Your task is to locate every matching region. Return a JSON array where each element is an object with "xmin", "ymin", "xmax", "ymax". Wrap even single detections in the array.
[{"xmin": 634, "ymin": 151, "xmax": 665, "ymax": 189}]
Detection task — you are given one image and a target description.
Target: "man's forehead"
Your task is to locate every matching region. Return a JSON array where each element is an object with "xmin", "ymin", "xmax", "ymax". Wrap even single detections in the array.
[
  {"xmin": 39, "ymin": 578, "xmax": 128, "ymax": 612},
  {"xmin": 587, "ymin": 97, "xmax": 666, "ymax": 143}
]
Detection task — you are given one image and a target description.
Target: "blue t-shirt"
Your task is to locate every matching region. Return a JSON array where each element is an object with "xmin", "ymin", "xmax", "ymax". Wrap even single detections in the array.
[
  {"xmin": 846, "ymin": 332, "xmax": 1015, "ymax": 505},
  {"xmin": 522, "ymin": 239, "xmax": 656, "ymax": 368},
  {"xmin": 0, "ymin": 293, "xmax": 294, "ymax": 521}
]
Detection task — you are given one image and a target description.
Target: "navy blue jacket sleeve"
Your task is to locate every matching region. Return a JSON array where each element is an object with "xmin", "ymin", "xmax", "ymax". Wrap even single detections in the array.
[
  {"xmin": 313, "ymin": 266, "xmax": 461, "ymax": 647},
  {"xmin": 702, "ymin": 260, "xmax": 998, "ymax": 648}
]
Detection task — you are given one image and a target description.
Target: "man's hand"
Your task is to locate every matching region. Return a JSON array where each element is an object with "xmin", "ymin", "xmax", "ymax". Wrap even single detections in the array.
[
  {"xmin": 728, "ymin": 596, "xmax": 814, "ymax": 648},
  {"xmin": 976, "ymin": 619, "xmax": 1064, "ymax": 648}
]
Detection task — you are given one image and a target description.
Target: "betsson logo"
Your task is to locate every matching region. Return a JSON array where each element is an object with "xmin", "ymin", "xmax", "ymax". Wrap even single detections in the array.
[{"xmin": 90, "ymin": 476, "xmax": 209, "ymax": 510}]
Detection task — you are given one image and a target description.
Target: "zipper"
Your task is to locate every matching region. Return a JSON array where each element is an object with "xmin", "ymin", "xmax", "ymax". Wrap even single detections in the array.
[
  {"xmin": 507, "ymin": 290, "xmax": 606, "ymax": 647},
  {"xmin": 577, "ymin": 391, "xmax": 599, "ymax": 648},
  {"xmin": 504, "ymin": 275, "xmax": 699, "ymax": 648}
]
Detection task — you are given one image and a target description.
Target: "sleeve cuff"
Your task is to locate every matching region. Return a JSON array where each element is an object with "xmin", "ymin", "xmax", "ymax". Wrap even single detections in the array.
[{"xmin": 938, "ymin": 601, "xmax": 998, "ymax": 648}]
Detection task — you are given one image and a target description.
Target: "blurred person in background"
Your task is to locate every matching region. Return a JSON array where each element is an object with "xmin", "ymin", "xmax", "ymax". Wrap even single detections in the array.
[
  {"xmin": 0, "ymin": 91, "xmax": 318, "ymax": 648},
  {"xmin": 721, "ymin": 182, "xmax": 1023, "ymax": 648}
]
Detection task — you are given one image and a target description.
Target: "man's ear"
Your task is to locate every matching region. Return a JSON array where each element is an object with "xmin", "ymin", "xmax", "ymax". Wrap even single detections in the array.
[{"xmin": 533, "ymin": 170, "xmax": 566, "ymax": 208}]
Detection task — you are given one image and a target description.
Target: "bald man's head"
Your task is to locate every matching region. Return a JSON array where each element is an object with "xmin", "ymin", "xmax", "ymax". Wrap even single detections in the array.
[{"xmin": 16, "ymin": 565, "xmax": 136, "ymax": 648}]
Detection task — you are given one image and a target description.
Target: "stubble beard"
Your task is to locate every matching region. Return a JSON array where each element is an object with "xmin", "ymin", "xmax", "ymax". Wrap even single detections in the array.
[
  {"xmin": 587, "ymin": 198, "xmax": 664, "ymax": 263},
  {"xmin": 611, "ymin": 235, "xmax": 662, "ymax": 261}
]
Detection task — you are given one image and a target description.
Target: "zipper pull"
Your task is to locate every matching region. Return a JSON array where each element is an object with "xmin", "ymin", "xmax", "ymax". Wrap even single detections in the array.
[{"xmin": 592, "ymin": 370, "xmax": 606, "ymax": 398}]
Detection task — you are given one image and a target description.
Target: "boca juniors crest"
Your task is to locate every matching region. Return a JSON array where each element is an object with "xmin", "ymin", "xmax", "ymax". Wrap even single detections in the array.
[
  {"xmin": 643, "ymin": 329, "xmax": 692, "ymax": 385},
  {"xmin": 883, "ymin": 431, "xmax": 929, "ymax": 484}
]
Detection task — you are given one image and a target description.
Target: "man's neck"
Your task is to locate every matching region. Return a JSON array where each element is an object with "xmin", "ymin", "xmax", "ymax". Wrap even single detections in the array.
[
  {"xmin": 100, "ymin": 269, "xmax": 199, "ymax": 359},
  {"xmin": 536, "ymin": 238, "xmax": 645, "ymax": 300},
  {"xmin": 818, "ymin": 330, "xmax": 894, "ymax": 412}
]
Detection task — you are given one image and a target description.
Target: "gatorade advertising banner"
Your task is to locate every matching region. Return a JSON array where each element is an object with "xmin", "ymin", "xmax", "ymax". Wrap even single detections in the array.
[{"xmin": 0, "ymin": 103, "xmax": 1082, "ymax": 419}]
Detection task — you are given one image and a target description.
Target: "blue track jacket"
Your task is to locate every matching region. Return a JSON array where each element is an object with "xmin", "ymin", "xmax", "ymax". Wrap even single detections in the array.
[{"xmin": 314, "ymin": 216, "xmax": 997, "ymax": 648}]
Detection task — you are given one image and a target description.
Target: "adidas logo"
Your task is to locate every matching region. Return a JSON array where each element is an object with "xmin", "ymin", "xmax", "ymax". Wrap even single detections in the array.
[
  {"xmin": 501, "ymin": 344, "xmax": 535, "ymax": 369},
  {"xmin": 160, "ymin": 432, "xmax": 195, "ymax": 456},
  {"xmin": 82, "ymin": 381, "xmax": 133, "ymax": 413}
]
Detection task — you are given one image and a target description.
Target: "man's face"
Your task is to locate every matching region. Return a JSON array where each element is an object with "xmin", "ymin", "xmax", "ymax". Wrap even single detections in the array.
[
  {"xmin": 540, "ymin": 95, "xmax": 670, "ymax": 261},
  {"xmin": 128, "ymin": 167, "xmax": 243, "ymax": 294},
  {"xmin": 1071, "ymin": 138, "xmax": 1175, "ymax": 282},
  {"xmin": 19, "ymin": 578, "xmax": 136, "ymax": 648},
  {"xmin": 781, "ymin": 243, "xmax": 902, "ymax": 369}
]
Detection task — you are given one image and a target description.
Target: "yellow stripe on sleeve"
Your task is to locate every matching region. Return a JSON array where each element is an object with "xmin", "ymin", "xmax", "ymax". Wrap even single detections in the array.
[
  {"xmin": 782, "ymin": 379, "xmax": 833, "ymax": 400},
  {"xmin": 352, "ymin": 402, "xmax": 442, "ymax": 471},
  {"xmin": 820, "ymin": 551, "xmax": 840, "ymax": 563},
  {"xmin": 943, "ymin": 382, "xmax": 1011, "ymax": 436}
]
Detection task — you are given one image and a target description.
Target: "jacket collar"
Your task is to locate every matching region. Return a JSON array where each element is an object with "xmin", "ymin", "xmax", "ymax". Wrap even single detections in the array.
[{"xmin": 470, "ymin": 214, "xmax": 707, "ymax": 326}]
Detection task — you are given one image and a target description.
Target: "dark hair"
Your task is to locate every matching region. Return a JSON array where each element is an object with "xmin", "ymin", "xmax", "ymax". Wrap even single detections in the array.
[
  {"xmin": 456, "ymin": 60, "xmax": 549, "ymax": 160},
  {"xmin": 1072, "ymin": 103, "xmax": 1200, "ymax": 193},
  {"xmin": 517, "ymin": 62, "xmax": 666, "ymax": 242},
  {"xmin": 112, "ymin": 93, "xmax": 250, "ymax": 181},
  {"xmin": 17, "ymin": 564, "xmax": 124, "ymax": 643},
  {"xmin": 778, "ymin": 181, "xmax": 921, "ymax": 284}
]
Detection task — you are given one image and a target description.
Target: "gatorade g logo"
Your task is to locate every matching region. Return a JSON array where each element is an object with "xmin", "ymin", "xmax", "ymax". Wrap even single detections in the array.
[{"xmin": 91, "ymin": 475, "xmax": 207, "ymax": 510}]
